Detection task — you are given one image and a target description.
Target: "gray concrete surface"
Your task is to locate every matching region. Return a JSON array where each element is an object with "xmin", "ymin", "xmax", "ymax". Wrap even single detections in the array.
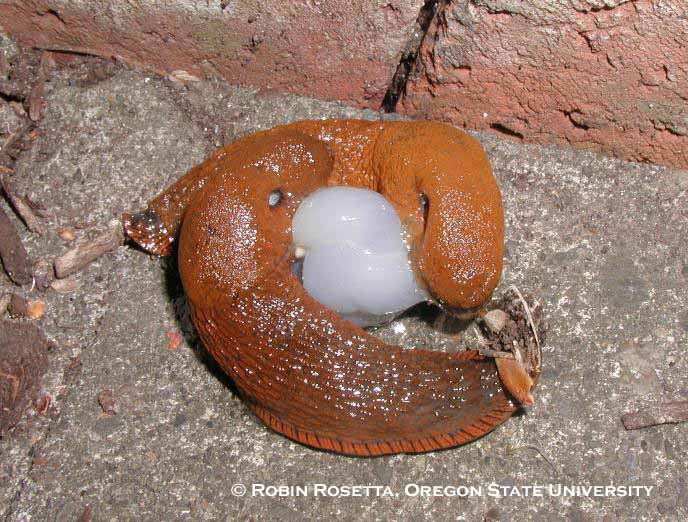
[{"xmin": 1, "ymin": 60, "xmax": 686, "ymax": 521}]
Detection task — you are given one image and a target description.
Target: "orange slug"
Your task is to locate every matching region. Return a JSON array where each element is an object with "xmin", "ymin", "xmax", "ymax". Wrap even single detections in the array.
[{"xmin": 122, "ymin": 119, "xmax": 538, "ymax": 456}]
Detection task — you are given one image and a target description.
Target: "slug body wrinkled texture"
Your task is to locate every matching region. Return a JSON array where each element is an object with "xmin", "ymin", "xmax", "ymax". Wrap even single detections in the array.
[{"xmin": 124, "ymin": 120, "xmax": 520, "ymax": 456}]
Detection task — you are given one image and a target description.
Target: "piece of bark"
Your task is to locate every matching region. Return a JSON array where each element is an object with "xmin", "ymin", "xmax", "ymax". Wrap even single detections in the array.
[
  {"xmin": 1, "ymin": 173, "xmax": 44, "ymax": 234},
  {"xmin": 54, "ymin": 220, "xmax": 124, "ymax": 279},
  {"xmin": 34, "ymin": 393, "xmax": 51, "ymax": 415},
  {"xmin": 621, "ymin": 401, "xmax": 688, "ymax": 430},
  {"xmin": 0, "ymin": 206, "xmax": 33, "ymax": 286},
  {"xmin": 7, "ymin": 294, "xmax": 27, "ymax": 317},
  {"xmin": 0, "ymin": 320, "xmax": 49, "ymax": 436},
  {"xmin": 27, "ymin": 77, "xmax": 45, "ymax": 122}
]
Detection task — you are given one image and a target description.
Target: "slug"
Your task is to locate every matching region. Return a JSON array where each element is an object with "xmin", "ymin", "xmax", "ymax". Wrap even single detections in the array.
[{"xmin": 122, "ymin": 119, "xmax": 538, "ymax": 456}]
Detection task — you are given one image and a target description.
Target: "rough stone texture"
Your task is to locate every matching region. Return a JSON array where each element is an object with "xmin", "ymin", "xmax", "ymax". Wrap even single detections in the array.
[
  {"xmin": 0, "ymin": 0, "xmax": 423, "ymax": 107},
  {"xmin": 0, "ymin": 62, "xmax": 687, "ymax": 521},
  {"xmin": 400, "ymin": 0, "xmax": 688, "ymax": 168}
]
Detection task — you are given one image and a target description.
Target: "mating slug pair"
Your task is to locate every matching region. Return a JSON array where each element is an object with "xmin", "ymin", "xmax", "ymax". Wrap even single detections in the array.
[{"xmin": 123, "ymin": 119, "xmax": 539, "ymax": 456}]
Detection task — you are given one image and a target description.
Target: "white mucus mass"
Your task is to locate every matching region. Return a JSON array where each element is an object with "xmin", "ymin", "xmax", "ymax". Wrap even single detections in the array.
[{"xmin": 291, "ymin": 187, "xmax": 428, "ymax": 326}]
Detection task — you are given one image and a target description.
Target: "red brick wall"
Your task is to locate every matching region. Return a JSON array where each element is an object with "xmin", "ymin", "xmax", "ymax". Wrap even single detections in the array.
[{"xmin": 3, "ymin": 0, "xmax": 686, "ymax": 168}]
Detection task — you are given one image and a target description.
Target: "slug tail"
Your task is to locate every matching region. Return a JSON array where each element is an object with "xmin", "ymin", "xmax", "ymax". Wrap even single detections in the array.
[
  {"xmin": 187, "ymin": 267, "xmax": 523, "ymax": 457},
  {"xmin": 248, "ymin": 351, "xmax": 519, "ymax": 456},
  {"xmin": 122, "ymin": 209, "xmax": 175, "ymax": 257}
]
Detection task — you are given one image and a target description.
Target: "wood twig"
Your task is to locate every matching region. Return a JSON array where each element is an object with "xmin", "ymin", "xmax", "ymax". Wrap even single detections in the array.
[
  {"xmin": 1, "ymin": 173, "xmax": 45, "ymax": 234},
  {"xmin": 508, "ymin": 284, "xmax": 540, "ymax": 349},
  {"xmin": 27, "ymin": 76, "xmax": 45, "ymax": 122},
  {"xmin": 53, "ymin": 219, "xmax": 124, "ymax": 279},
  {"xmin": 505, "ymin": 444, "xmax": 570, "ymax": 478},
  {"xmin": 621, "ymin": 401, "xmax": 688, "ymax": 430}
]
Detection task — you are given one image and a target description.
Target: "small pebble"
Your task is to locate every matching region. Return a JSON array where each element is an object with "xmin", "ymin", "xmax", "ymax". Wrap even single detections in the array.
[
  {"xmin": 168, "ymin": 70, "xmax": 201, "ymax": 85},
  {"xmin": 58, "ymin": 227, "xmax": 76, "ymax": 242},
  {"xmin": 166, "ymin": 331, "xmax": 184, "ymax": 351},
  {"xmin": 483, "ymin": 309, "xmax": 508, "ymax": 333},
  {"xmin": 27, "ymin": 299, "xmax": 46, "ymax": 319}
]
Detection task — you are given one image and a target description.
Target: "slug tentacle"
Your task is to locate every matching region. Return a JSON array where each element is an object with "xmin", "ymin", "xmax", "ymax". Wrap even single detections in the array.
[{"xmin": 124, "ymin": 119, "xmax": 533, "ymax": 456}]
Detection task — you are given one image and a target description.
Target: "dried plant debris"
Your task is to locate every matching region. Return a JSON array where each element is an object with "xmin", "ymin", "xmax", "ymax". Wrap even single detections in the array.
[
  {"xmin": 0, "ymin": 125, "xmax": 34, "ymax": 171},
  {"xmin": 32, "ymin": 258, "xmax": 54, "ymax": 290},
  {"xmin": 27, "ymin": 74, "xmax": 45, "ymax": 122},
  {"xmin": 1, "ymin": 171, "xmax": 45, "ymax": 234},
  {"xmin": 476, "ymin": 288, "xmax": 547, "ymax": 405},
  {"xmin": 54, "ymin": 219, "xmax": 124, "ymax": 278},
  {"xmin": 25, "ymin": 52, "xmax": 54, "ymax": 123},
  {"xmin": 63, "ymin": 55, "xmax": 119, "ymax": 89},
  {"xmin": 479, "ymin": 288, "xmax": 547, "ymax": 360},
  {"xmin": 0, "ymin": 320, "xmax": 50, "ymax": 436},
  {"xmin": 621, "ymin": 401, "xmax": 688, "ymax": 431},
  {"xmin": 0, "ymin": 205, "xmax": 32, "ymax": 285}
]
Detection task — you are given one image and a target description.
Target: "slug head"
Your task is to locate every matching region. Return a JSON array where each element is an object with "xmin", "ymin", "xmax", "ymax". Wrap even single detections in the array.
[
  {"xmin": 412, "ymin": 166, "xmax": 504, "ymax": 317},
  {"xmin": 375, "ymin": 122, "xmax": 504, "ymax": 317},
  {"xmin": 178, "ymin": 129, "xmax": 332, "ymax": 304}
]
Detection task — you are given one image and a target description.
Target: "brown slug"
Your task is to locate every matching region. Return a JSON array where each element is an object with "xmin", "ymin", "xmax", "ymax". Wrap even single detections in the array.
[{"xmin": 122, "ymin": 119, "xmax": 538, "ymax": 456}]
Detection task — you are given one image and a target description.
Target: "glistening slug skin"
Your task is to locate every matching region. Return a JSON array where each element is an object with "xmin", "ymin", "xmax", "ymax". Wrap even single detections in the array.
[{"xmin": 122, "ymin": 119, "xmax": 537, "ymax": 456}]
